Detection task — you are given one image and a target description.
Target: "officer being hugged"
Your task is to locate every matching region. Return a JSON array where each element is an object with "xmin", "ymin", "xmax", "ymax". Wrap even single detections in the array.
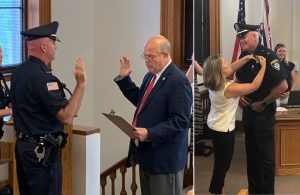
[
  {"xmin": 234, "ymin": 23, "xmax": 288, "ymax": 194},
  {"xmin": 10, "ymin": 21, "xmax": 86, "ymax": 195}
]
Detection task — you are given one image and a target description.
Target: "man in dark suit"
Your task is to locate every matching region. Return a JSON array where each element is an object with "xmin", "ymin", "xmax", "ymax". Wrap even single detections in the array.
[{"xmin": 114, "ymin": 35, "xmax": 192, "ymax": 195}]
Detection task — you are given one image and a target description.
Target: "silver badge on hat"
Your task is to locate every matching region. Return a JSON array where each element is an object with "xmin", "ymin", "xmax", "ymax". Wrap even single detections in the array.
[{"xmin": 234, "ymin": 23, "xmax": 240, "ymax": 31}]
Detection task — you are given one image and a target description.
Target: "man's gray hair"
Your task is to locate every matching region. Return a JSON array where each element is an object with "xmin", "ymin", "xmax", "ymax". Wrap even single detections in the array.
[{"xmin": 160, "ymin": 38, "xmax": 171, "ymax": 53}]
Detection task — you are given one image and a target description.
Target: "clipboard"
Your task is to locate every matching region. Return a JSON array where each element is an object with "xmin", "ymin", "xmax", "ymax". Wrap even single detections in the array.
[{"xmin": 102, "ymin": 113, "xmax": 134, "ymax": 137}]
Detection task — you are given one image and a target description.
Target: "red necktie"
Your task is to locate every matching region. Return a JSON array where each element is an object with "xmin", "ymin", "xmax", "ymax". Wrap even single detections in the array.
[{"xmin": 132, "ymin": 75, "xmax": 157, "ymax": 127}]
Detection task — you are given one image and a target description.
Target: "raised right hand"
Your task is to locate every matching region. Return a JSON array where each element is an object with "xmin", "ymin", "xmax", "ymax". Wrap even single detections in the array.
[
  {"xmin": 74, "ymin": 57, "xmax": 86, "ymax": 85},
  {"xmin": 119, "ymin": 56, "xmax": 132, "ymax": 77}
]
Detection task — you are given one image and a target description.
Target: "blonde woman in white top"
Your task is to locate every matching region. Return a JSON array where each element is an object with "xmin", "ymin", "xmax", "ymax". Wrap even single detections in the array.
[{"xmin": 203, "ymin": 54, "xmax": 266, "ymax": 194}]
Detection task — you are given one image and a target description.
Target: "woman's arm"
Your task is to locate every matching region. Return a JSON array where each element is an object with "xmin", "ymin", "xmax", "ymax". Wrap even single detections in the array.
[
  {"xmin": 186, "ymin": 60, "xmax": 203, "ymax": 84},
  {"xmin": 224, "ymin": 56, "xmax": 266, "ymax": 98},
  {"xmin": 194, "ymin": 60, "xmax": 203, "ymax": 75},
  {"xmin": 291, "ymin": 69, "xmax": 298, "ymax": 91},
  {"xmin": 0, "ymin": 108, "xmax": 12, "ymax": 118},
  {"xmin": 223, "ymin": 55, "xmax": 255, "ymax": 77},
  {"xmin": 186, "ymin": 62, "xmax": 194, "ymax": 84}
]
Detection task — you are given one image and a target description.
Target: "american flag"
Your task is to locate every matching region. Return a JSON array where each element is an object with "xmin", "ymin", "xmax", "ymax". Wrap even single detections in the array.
[
  {"xmin": 47, "ymin": 82, "xmax": 59, "ymax": 91},
  {"xmin": 231, "ymin": 0, "xmax": 245, "ymax": 64},
  {"xmin": 229, "ymin": 0, "xmax": 246, "ymax": 80},
  {"xmin": 260, "ymin": 0, "xmax": 272, "ymax": 49}
]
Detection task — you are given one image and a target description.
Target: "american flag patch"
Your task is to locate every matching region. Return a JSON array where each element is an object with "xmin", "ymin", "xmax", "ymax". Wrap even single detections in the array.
[{"xmin": 47, "ymin": 82, "xmax": 59, "ymax": 91}]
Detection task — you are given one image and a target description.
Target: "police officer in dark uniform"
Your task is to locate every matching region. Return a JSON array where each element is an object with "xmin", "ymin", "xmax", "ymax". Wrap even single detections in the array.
[
  {"xmin": 10, "ymin": 21, "xmax": 86, "ymax": 195},
  {"xmin": 0, "ymin": 45, "xmax": 12, "ymax": 139},
  {"xmin": 234, "ymin": 23, "xmax": 288, "ymax": 194}
]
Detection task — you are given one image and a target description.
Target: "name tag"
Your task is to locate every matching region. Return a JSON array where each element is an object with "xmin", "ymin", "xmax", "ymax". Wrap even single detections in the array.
[{"xmin": 47, "ymin": 82, "xmax": 59, "ymax": 91}]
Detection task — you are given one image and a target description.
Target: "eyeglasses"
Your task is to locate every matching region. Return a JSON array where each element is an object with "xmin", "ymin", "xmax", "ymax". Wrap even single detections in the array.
[{"xmin": 140, "ymin": 52, "xmax": 166, "ymax": 60}]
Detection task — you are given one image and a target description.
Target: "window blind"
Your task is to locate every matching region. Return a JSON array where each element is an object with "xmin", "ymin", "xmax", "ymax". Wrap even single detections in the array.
[{"xmin": 0, "ymin": 0, "xmax": 23, "ymax": 67}]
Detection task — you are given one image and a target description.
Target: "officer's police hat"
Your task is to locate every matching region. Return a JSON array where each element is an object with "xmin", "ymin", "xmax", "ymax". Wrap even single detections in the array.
[
  {"xmin": 21, "ymin": 21, "xmax": 60, "ymax": 42},
  {"xmin": 234, "ymin": 23, "xmax": 260, "ymax": 38}
]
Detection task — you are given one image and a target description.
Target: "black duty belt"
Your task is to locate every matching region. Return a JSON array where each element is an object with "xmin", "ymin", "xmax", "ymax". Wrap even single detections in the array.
[
  {"xmin": 16, "ymin": 131, "xmax": 68, "ymax": 167},
  {"xmin": 17, "ymin": 131, "xmax": 68, "ymax": 148},
  {"xmin": 17, "ymin": 132, "xmax": 41, "ymax": 143},
  {"xmin": 16, "ymin": 132, "xmax": 64, "ymax": 143}
]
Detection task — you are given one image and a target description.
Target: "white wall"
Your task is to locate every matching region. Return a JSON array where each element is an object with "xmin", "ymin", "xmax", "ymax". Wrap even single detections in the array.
[
  {"xmin": 94, "ymin": 0, "xmax": 160, "ymax": 172},
  {"xmin": 293, "ymin": 0, "xmax": 300, "ymax": 74},
  {"xmin": 52, "ymin": 0, "xmax": 160, "ymax": 169},
  {"xmin": 220, "ymin": 0, "xmax": 300, "ymax": 120},
  {"xmin": 52, "ymin": 1, "xmax": 160, "ymax": 194},
  {"xmin": 52, "ymin": 0, "xmax": 96, "ymax": 126}
]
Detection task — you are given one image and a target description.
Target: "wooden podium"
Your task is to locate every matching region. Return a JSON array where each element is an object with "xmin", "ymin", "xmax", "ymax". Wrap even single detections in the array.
[
  {"xmin": 275, "ymin": 109, "xmax": 300, "ymax": 176},
  {"xmin": 10, "ymin": 123, "xmax": 73, "ymax": 195}
]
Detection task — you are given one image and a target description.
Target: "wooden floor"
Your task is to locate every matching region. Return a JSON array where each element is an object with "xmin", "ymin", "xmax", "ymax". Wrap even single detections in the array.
[
  {"xmin": 238, "ymin": 189, "xmax": 248, "ymax": 195},
  {"xmin": 195, "ymin": 132, "xmax": 300, "ymax": 194}
]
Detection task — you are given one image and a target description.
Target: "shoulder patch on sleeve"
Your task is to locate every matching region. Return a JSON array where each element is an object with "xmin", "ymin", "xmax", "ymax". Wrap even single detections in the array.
[
  {"xmin": 270, "ymin": 59, "xmax": 280, "ymax": 71},
  {"xmin": 47, "ymin": 82, "xmax": 59, "ymax": 91}
]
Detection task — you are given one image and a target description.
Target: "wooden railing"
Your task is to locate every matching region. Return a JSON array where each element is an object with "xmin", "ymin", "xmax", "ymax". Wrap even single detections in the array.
[
  {"xmin": 194, "ymin": 85, "xmax": 213, "ymax": 157},
  {"xmin": 101, "ymin": 122, "xmax": 194, "ymax": 194},
  {"xmin": 199, "ymin": 87, "xmax": 210, "ymax": 121},
  {"xmin": 100, "ymin": 158, "xmax": 138, "ymax": 195},
  {"xmin": 0, "ymin": 141, "xmax": 13, "ymax": 188}
]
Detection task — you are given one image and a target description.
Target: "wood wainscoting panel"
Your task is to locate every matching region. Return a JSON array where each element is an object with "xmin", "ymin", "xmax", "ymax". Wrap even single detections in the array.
[
  {"xmin": 160, "ymin": 0, "xmax": 184, "ymax": 68},
  {"xmin": 61, "ymin": 125, "xmax": 73, "ymax": 195},
  {"xmin": 280, "ymin": 127, "xmax": 300, "ymax": 166},
  {"xmin": 275, "ymin": 119, "xmax": 300, "ymax": 176}
]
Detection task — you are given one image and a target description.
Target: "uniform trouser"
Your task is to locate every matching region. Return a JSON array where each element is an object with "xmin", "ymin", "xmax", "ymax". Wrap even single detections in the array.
[
  {"xmin": 139, "ymin": 168, "xmax": 184, "ymax": 195},
  {"xmin": 243, "ymin": 106, "xmax": 275, "ymax": 194},
  {"xmin": 209, "ymin": 129, "xmax": 235, "ymax": 194},
  {"xmin": 15, "ymin": 139, "xmax": 62, "ymax": 195}
]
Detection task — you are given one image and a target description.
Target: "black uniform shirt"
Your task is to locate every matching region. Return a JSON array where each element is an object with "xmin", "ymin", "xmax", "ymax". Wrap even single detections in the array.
[
  {"xmin": 11, "ymin": 56, "xmax": 68, "ymax": 135},
  {"xmin": 281, "ymin": 61, "xmax": 296, "ymax": 89},
  {"xmin": 236, "ymin": 44, "xmax": 288, "ymax": 101},
  {"xmin": 0, "ymin": 72, "xmax": 10, "ymax": 132}
]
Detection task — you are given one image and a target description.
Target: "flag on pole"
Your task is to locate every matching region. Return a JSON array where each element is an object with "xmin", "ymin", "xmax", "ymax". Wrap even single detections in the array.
[
  {"xmin": 229, "ymin": 0, "xmax": 245, "ymax": 80},
  {"xmin": 259, "ymin": 0, "xmax": 272, "ymax": 49},
  {"xmin": 231, "ymin": 0, "xmax": 246, "ymax": 63}
]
